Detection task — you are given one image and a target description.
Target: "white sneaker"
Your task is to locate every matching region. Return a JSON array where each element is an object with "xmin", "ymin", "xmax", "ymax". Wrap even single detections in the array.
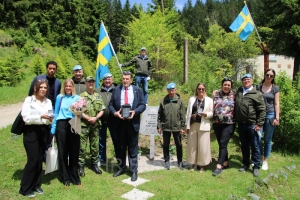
[{"xmin": 262, "ymin": 161, "xmax": 268, "ymax": 170}]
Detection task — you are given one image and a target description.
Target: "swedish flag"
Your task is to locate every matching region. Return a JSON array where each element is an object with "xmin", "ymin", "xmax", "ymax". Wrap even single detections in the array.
[
  {"xmin": 229, "ymin": 5, "xmax": 254, "ymax": 41},
  {"xmin": 95, "ymin": 22, "xmax": 114, "ymax": 88}
]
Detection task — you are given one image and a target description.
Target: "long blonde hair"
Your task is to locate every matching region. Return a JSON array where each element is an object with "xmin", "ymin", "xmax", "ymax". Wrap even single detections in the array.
[{"xmin": 61, "ymin": 79, "xmax": 76, "ymax": 96}]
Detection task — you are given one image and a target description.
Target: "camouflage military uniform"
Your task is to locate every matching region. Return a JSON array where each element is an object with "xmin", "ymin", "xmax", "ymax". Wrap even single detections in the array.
[{"xmin": 79, "ymin": 91, "xmax": 105, "ymax": 166}]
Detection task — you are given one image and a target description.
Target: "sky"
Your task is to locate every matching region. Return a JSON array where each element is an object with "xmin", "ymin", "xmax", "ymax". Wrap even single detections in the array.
[{"xmin": 120, "ymin": 0, "xmax": 199, "ymax": 11}]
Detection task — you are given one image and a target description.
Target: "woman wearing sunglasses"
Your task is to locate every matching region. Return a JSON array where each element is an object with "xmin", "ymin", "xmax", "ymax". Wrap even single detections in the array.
[
  {"xmin": 211, "ymin": 78, "xmax": 236, "ymax": 176},
  {"xmin": 257, "ymin": 69, "xmax": 280, "ymax": 170},
  {"xmin": 185, "ymin": 83, "xmax": 213, "ymax": 173},
  {"xmin": 20, "ymin": 79, "xmax": 53, "ymax": 197}
]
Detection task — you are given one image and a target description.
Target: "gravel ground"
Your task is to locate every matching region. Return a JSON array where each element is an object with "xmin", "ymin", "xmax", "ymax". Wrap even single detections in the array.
[{"xmin": 0, "ymin": 102, "xmax": 23, "ymax": 129}]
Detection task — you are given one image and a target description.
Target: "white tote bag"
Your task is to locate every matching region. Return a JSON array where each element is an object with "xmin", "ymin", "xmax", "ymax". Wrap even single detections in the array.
[{"xmin": 45, "ymin": 137, "xmax": 59, "ymax": 174}]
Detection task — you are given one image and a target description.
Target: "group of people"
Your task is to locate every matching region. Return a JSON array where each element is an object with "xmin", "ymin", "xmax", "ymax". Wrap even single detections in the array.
[
  {"xmin": 19, "ymin": 47, "xmax": 152, "ymax": 198},
  {"xmin": 157, "ymin": 70, "xmax": 280, "ymax": 178},
  {"xmin": 18, "ymin": 47, "xmax": 280, "ymax": 197}
]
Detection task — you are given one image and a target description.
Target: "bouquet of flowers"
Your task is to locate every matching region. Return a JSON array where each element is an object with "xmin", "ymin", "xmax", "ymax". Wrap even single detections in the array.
[
  {"xmin": 69, "ymin": 98, "xmax": 88, "ymax": 134},
  {"xmin": 69, "ymin": 97, "xmax": 88, "ymax": 115}
]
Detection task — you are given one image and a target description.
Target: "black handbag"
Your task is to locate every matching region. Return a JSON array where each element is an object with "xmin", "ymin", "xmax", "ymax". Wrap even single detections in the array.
[{"xmin": 11, "ymin": 111, "xmax": 25, "ymax": 135}]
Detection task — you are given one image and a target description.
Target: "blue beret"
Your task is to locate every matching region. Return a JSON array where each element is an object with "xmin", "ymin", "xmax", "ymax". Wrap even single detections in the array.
[
  {"xmin": 103, "ymin": 73, "xmax": 112, "ymax": 78},
  {"xmin": 166, "ymin": 82, "xmax": 176, "ymax": 90},
  {"xmin": 140, "ymin": 47, "xmax": 146, "ymax": 51},
  {"xmin": 73, "ymin": 65, "xmax": 82, "ymax": 71},
  {"xmin": 241, "ymin": 73, "xmax": 253, "ymax": 80}
]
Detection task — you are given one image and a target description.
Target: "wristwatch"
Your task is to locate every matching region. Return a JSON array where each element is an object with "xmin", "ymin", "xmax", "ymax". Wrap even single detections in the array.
[{"xmin": 275, "ymin": 118, "xmax": 279, "ymax": 121}]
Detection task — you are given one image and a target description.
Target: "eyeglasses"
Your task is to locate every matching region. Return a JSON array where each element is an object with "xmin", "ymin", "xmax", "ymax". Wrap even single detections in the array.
[
  {"xmin": 197, "ymin": 88, "xmax": 205, "ymax": 91},
  {"xmin": 223, "ymin": 77, "xmax": 232, "ymax": 81},
  {"xmin": 37, "ymin": 79, "xmax": 48, "ymax": 83},
  {"xmin": 266, "ymin": 74, "xmax": 274, "ymax": 78}
]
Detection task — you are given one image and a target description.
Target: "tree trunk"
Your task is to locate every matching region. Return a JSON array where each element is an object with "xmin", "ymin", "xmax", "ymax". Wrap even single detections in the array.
[
  {"xmin": 293, "ymin": 54, "xmax": 300, "ymax": 80},
  {"xmin": 257, "ymin": 42, "xmax": 270, "ymax": 75}
]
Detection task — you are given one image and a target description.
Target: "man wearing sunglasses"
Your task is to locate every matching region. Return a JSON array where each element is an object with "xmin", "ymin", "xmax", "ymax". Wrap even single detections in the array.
[{"xmin": 235, "ymin": 73, "xmax": 266, "ymax": 177}]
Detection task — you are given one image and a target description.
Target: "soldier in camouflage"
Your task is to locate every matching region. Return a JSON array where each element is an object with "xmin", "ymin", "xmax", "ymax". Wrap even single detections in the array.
[{"xmin": 78, "ymin": 76, "xmax": 105, "ymax": 176}]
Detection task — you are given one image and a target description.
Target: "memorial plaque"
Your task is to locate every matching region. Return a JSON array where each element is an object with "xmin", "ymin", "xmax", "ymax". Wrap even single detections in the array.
[{"xmin": 122, "ymin": 104, "xmax": 131, "ymax": 118}]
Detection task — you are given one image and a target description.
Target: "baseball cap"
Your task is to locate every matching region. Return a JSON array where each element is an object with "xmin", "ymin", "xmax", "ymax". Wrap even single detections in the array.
[
  {"xmin": 166, "ymin": 82, "xmax": 176, "ymax": 90},
  {"xmin": 86, "ymin": 76, "xmax": 95, "ymax": 82},
  {"xmin": 73, "ymin": 65, "xmax": 82, "ymax": 71},
  {"xmin": 103, "ymin": 73, "xmax": 113, "ymax": 79},
  {"xmin": 140, "ymin": 47, "xmax": 146, "ymax": 51},
  {"xmin": 241, "ymin": 73, "xmax": 253, "ymax": 80}
]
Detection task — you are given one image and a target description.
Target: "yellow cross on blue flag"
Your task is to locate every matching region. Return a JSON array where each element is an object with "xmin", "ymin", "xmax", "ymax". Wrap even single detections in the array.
[
  {"xmin": 95, "ymin": 22, "xmax": 114, "ymax": 88},
  {"xmin": 229, "ymin": 5, "xmax": 254, "ymax": 41}
]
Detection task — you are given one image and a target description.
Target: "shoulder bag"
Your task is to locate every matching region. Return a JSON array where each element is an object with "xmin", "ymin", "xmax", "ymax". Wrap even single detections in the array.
[
  {"xmin": 11, "ymin": 96, "xmax": 33, "ymax": 135},
  {"xmin": 11, "ymin": 112, "xmax": 25, "ymax": 135}
]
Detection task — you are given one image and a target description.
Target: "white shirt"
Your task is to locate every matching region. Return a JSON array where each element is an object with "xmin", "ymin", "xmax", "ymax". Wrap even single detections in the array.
[
  {"xmin": 121, "ymin": 85, "xmax": 134, "ymax": 107},
  {"xmin": 243, "ymin": 86, "xmax": 253, "ymax": 95},
  {"xmin": 21, "ymin": 95, "xmax": 53, "ymax": 125}
]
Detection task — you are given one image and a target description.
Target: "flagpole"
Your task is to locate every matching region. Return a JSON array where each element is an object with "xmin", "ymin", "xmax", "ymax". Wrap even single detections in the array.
[
  {"xmin": 101, "ymin": 21, "xmax": 123, "ymax": 73},
  {"xmin": 244, "ymin": 1, "xmax": 262, "ymax": 43}
]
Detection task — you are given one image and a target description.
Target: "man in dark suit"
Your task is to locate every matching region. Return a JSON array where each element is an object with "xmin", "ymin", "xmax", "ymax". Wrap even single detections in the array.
[{"xmin": 109, "ymin": 71, "xmax": 146, "ymax": 182}]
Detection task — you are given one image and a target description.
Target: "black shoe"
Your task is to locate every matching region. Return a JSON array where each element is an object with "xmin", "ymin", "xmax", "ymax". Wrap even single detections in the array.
[
  {"xmin": 34, "ymin": 187, "xmax": 44, "ymax": 194},
  {"xmin": 78, "ymin": 166, "xmax": 85, "ymax": 177},
  {"xmin": 131, "ymin": 172, "xmax": 138, "ymax": 182},
  {"xmin": 165, "ymin": 161, "xmax": 170, "ymax": 170},
  {"xmin": 253, "ymin": 168, "xmax": 260, "ymax": 177},
  {"xmin": 113, "ymin": 170, "xmax": 124, "ymax": 177},
  {"xmin": 74, "ymin": 181, "xmax": 82, "ymax": 186},
  {"xmin": 178, "ymin": 162, "xmax": 185, "ymax": 170},
  {"xmin": 24, "ymin": 192, "xmax": 36, "ymax": 198},
  {"xmin": 92, "ymin": 164, "xmax": 102, "ymax": 174},
  {"xmin": 212, "ymin": 168, "xmax": 222, "ymax": 176},
  {"xmin": 100, "ymin": 159, "xmax": 106, "ymax": 165},
  {"xmin": 239, "ymin": 166, "xmax": 249, "ymax": 172},
  {"xmin": 64, "ymin": 181, "xmax": 70, "ymax": 187}
]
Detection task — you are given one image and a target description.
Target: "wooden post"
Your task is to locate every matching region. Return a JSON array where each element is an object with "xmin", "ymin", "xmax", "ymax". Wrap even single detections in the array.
[
  {"xmin": 184, "ymin": 38, "xmax": 188, "ymax": 83},
  {"xmin": 257, "ymin": 42, "xmax": 270, "ymax": 75}
]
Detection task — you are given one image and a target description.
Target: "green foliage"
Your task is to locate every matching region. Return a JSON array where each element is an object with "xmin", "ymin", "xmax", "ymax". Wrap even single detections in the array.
[
  {"xmin": 121, "ymin": 9, "xmax": 183, "ymax": 87},
  {"xmin": 272, "ymin": 72, "xmax": 300, "ymax": 155},
  {"xmin": 32, "ymin": 54, "xmax": 44, "ymax": 76},
  {"xmin": 55, "ymin": 58, "xmax": 67, "ymax": 80},
  {"xmin": 0, "ymin": 55, "xmax": 23, "ymax": 87},
  {"xmin": 169, "ymin": 143, "xmax": 176, "ymax": 155},
  {"xmin": 185, "ymin": 24, "xmax": 261, "ymax": 95}
]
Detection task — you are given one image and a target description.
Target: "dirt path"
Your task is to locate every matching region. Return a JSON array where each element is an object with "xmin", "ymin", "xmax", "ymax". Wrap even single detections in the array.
[{"xmin": 0, "ymin": 102, "xmax": 23, "ymax": 129}]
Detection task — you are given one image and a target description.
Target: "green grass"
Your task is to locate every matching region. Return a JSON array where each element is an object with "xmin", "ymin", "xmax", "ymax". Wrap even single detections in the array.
[
  {"xmin": 0, "ymin": 73, "xmax": 34, "ymax": 106},
  {"xmin": 1, "ymin": 126, "xmax": 300, "ymax": 199}
]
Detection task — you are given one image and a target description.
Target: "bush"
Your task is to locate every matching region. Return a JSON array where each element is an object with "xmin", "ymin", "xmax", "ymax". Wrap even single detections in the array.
[{"xmin": 272, "ymin": 72, "xmax": 300, "ymax": 155}]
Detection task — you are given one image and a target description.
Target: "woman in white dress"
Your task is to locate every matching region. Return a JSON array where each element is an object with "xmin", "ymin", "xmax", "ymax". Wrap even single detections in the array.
[{"xmin": 185, "ymin": 83, "xmax": 213, "ymax": 172}]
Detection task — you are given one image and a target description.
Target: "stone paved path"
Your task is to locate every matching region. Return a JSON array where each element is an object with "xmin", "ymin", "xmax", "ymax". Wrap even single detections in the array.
[
  {"xmin": 119, "ymin": 154, "xmax": 185, "ymax": 199},
  {"xmin": 0, "ymin": 102, "xmax": 23, "ymax": 129}
]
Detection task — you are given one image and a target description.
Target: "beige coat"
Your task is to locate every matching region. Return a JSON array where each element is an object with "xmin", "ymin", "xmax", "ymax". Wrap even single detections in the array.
[{"xmin": 185, "ymin": 96, "xmax": 213, "ymax": 130}]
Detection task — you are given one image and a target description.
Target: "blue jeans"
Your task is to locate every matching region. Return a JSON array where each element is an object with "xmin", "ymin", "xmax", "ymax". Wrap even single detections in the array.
[
  {"xmin": 238, "ymin": 123, "xmax": 261, "ymax": 169},
  {"xmin": 99, "ymin": 122, "xmax": 119, "ymax": 163},
  {"xmin": 135, "ymin": 75, "xmax": 148, "ymax": 104},
  {"xmin": 260, "ymin": 112, "xmax": 276, "ymax": 158}
]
